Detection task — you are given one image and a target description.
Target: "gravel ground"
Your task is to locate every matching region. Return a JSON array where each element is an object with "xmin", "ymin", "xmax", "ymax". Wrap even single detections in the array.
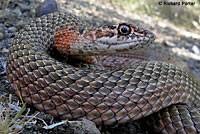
[{"xmin": 0, "ymin": 0, "xmax": 200, "ymax": 133}]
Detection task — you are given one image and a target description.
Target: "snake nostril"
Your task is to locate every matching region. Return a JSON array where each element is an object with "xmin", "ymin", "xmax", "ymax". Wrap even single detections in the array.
[{"xmin": 143, "ymin": 30, "xmax": 155, "ymax": 39}]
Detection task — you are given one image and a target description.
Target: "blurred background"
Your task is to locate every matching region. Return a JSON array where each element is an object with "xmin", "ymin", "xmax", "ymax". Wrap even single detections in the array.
[{"xmin": 110, "ymin": 0, "xmax": 200, "ymax": 29}]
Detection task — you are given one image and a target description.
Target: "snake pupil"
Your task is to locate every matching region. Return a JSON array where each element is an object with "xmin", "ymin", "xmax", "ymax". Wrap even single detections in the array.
[{"xmin": 121, "ymin": 27, "xmax": 128, "ymax": 33}]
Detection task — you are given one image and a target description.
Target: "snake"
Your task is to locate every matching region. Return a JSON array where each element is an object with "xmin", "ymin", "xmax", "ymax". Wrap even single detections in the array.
[{"xmin": 6, "ymin": 12, "xmax": 200, "ymax": 133}]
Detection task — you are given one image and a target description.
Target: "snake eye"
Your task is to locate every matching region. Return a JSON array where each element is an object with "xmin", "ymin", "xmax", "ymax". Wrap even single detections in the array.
[{"xmin": 118, "ymin": 24, "xmax": 131, "ymax": 35}]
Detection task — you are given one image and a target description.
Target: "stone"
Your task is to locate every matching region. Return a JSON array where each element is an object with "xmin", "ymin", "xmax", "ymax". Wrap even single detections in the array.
[
  {"xmin": 35, "ymin": 0, "xmax": 58, "ymax": 17},
  {"xmin": 191, "ymin": 45, "xmax": 200, "ymax": 54},
  {"xmin": 0, "ymin": 32, "xmax": 4, "ymax": 40},
  {"xmin": 68, "ymin": 119, "xmax": 101, "ymax": 134},
  {"xmin": 8, "ymin": 27, "xmax": 17, "ymax": 33}
]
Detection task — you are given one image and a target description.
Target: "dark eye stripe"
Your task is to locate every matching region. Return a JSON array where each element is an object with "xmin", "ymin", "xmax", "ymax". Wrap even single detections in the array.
[{"xmin": 108, "ymin": 25, "xmax": 116, "ymax": 29}]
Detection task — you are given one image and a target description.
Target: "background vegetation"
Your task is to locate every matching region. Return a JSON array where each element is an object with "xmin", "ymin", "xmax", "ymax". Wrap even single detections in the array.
[{"xmin": 110, "ymin": 0, "xmax": 200, "ymax": 29}]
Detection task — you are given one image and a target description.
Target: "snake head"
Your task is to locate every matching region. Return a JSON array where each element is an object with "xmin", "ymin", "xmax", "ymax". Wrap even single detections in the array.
[
  {"xmin": 93, "ymin": 23, "xmax": 155, "ymax": 43},
  {"xmin": 54, "ymin": 23, "xmax": 155, "ymax": 55}
]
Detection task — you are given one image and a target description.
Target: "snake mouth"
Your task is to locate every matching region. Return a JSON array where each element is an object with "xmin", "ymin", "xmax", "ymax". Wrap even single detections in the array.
[
  {"xmin": 91, "ymin": 28, "xmax": 156, "ymax": 54},
  {"xmin": 75, "ymin": 34, "xmax": 155, "ymax": 56},
  {"xmin": 94, "ymin": 29, "xmax": 156, "ymax": 52},
  {"xmin": 97, "ymin": 37, "xmax": 155, "ymax": 53}
]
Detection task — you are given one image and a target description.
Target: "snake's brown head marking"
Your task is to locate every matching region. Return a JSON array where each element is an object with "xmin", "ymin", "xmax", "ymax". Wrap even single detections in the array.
[{"xmin": 54, "ymin": 23, "xmax": 155, "ymax": 56}]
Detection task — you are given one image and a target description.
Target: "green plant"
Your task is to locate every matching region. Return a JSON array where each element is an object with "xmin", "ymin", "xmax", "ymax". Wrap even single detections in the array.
[{"xmin": 0, "ymin": 94, "xmax": 35, "ymax": 134}]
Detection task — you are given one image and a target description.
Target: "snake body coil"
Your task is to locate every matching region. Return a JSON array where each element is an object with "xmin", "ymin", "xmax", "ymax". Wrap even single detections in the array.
[{"xmin": 6, "ymin": 12, "xmax": 200, "ymax": 133}]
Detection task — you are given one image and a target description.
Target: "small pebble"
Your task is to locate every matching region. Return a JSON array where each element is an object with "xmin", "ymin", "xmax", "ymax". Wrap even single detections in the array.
[
  {"xmin": 191, "ymin": 45, "xmax": 200, "ymax": 54},
  {"xmin": 0, "ymin": 27, "xmax": 4, "ymax": 33},
  {"xmin": 162, "ymin": 40, "xmax": 175, "ymax": 47},
  {"xmin": 5, "ymin": 32, "xmax": 12, "ymax": 38},
  {"xmin": 17, "ymin": 20, "xmax": 26, "ymax": 28},
  {"xmin": 2, "ymin": 61, "xmax": 7, "ymax": 71},
  {"xmin": 2, "ymin": 48, "xmax": 9, "ymax": 53},
  {"xmin": 35, "ymin": 0, "xmax": 58, "ymax": 17},
  {"xmin": 0, "ymin": 32, "xmax": 4, "ymax": 40},
  {"xmin": 0, "ymin": 24, "xmax": 4, "ymax": 28},
  {"xmin": 17, "ymin": 3, "xmax": 30, "ymax": 12},
  {"xmin": 13, "ymin": 8, "xmax": 22, "ymax": 16},
  {"xmin": 8, "ymin": 27, "xmax": 17, "ymax": 33}
]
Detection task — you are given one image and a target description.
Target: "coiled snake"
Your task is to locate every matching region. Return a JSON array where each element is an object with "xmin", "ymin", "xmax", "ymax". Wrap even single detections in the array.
[{"xmin": 6, "ymin": 12, "xmax": 200, "ymax": 133}]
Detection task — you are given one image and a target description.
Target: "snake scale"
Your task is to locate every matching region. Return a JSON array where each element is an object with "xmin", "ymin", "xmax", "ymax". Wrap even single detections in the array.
[{"xmin": 6, "ymin": 12, "xmax": 200, "ymax": 133}]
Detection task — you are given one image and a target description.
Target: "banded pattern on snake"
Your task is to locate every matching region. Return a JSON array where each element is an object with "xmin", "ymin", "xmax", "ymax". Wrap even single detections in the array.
[{"xmin": 6, "ymin": 12, "xmax": 200, "ymax": 133}]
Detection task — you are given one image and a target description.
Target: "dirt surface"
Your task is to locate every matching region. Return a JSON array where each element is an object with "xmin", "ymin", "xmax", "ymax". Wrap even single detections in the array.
[{"xmin": 0, "ymin": 0, "xmax": 200, "ymax": 133}]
